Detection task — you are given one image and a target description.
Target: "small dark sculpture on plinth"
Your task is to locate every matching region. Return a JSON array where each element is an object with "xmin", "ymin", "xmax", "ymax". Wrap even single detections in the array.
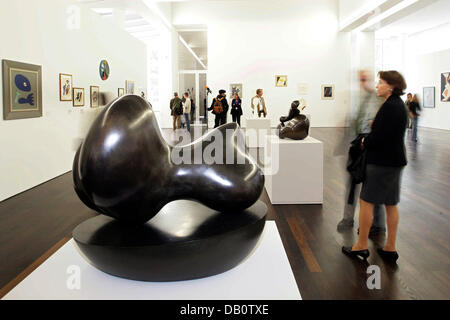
[
  {"xmin": 72, "ymin": 95, "xmax": 267, "ymax": 281},
  {"xmin": 276, "ymin": 100, "xmax": 310, "ymax": 140}
]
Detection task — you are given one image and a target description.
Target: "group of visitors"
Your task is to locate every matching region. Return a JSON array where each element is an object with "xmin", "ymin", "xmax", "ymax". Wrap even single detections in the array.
[
  {"xmin": 207, "ymin": 88, "xmax": 267, "ymax": 128},
  {"xmin": 170, "ymin": 92, "xmax": 193, "ymax": 132},
  {"xmin": 170, "ymin": 88, "xmax": 269, "ymax": 130}
]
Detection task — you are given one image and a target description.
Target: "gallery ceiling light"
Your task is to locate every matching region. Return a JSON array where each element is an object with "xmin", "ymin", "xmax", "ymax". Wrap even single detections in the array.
[
  {"xmin": 179, "ymin": 35, "xmax": 207, "ymax": 69},
  {"xmin": 354, "ymin": 0, "xmax": 419, "ymax": 32},
  {"xmin": 340, "ymin": 0, "xmax": 388, "ymax": 30}
]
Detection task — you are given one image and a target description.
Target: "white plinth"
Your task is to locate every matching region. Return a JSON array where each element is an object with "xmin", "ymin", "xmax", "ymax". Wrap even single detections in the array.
[
  {"xmin": 245, "ymin": 118, "xmax": 271, "ymax": 148},
  {"xmin": 265, "ymin": 135, "xmax": 323, "ymax": 204},
  {"xmin": 2, "ymin": 221, "xmax": 301, "ymax": 300}
]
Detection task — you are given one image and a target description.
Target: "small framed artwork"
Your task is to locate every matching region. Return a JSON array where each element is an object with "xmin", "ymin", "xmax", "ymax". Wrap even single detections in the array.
[
  {"xmin": 118, "ymin": 88, "xmax": 125, "ymax": 97},
  {"xmin": 275, "ymin": 75, "xmax": 288, "ymax": 87},
  {"xmin": 126, "ymin": 80, "xmax": 135, "ymax": 94},
  {"xmin": 2, "ymin": 59, "xmax": 42, "ymax": 120},
  {"xmin": 321, "ymin": 84, "xmax": 334, "ymax": 100},
  {"xmin": 440, "ymin": 72, "xmax": 450, "ymax": 102},
  {"xmin": 230, "ymin": 83, "xmax": 243, "ymax": 98},
  {"xmin": 73, "ymin": 88, "xmax": 85, "ymax": 107},
  {"xmin": 90, "ymin": 86, "xmax": 99, "ymax": 108},
  {"xmin": 59, "ymin": 73, "xmax": 73, "ymax": 101},
  {"xmin": 99, "ymin": 60, "xmax": 110, "ymax": 81},
  {"xmin": 423, "ymin": 87, "xmax": 435, "ymax": 108}
]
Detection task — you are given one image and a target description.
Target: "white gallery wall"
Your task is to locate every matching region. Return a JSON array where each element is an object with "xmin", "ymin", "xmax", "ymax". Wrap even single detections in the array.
[
  {"xmin": 377, "ymin": 22, "xmax": 450, "ymax": 130},
  {"xmin": 0, "ymin": 0, "xmax": 147, "ymax": 201},
  {"xmin": 405, "ymin": 23, "xmax": 450, "ymax": 131},
  {"xmin": 172, "ymin": 0, "xmax": 352, "ymax": 128}
]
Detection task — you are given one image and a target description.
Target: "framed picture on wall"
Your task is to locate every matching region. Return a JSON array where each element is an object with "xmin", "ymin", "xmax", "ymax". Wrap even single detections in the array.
[
  {"xmin": 2, "ymin": 59, "xmax": 43, "ymax": 120},
  {"xmin": 118, "ymin": 88, "xmax": 125, "ymax": 97},
  {"xmin": 321, "ymin": 84, "xmax": 334, "ymax": 100},
  {"xmin": 126, "ymin": 80, "xmax": 135, "ymax": 94},
  {"xmin": 59, "ymin": 73, "xmax": 73, "ymax": 101},
  {"xmin": 423, "ymin": 87, "xmax": 435, "ymax": 108},
  {"xmin": 73, "ymin": 88, "xmax": 85, "ymax": 107},
  {"xmin": 90, "ymin": 86, "xmax": 99, "ymax": 108},
  {"xmin": 440, "ymin": 72, "xmax": 450, "ymax": 102},
  {"xmin": 275, "ymin": 75, "xmax": 288, "ymax": 87},
  {"xmin": 230, "ymin": 83, "xmax": 243, "ymax": 98}
]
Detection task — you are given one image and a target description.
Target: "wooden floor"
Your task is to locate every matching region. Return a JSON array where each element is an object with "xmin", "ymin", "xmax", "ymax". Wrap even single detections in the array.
[{"xmin": 0, "ymin": 127, "xmax": 449, "ymax": 299}]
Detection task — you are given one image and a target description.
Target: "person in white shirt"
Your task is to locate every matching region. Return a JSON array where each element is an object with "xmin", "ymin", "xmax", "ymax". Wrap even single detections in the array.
[
  {"xmin": 183, "ymin": 92, "xmax": 191, "ymax": 132},
  {"xmin": 251, "ymin": 89, "xmax": 267, "ymax": 118}
]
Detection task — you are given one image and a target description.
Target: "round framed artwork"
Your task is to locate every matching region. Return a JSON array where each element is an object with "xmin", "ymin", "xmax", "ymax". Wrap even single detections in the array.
[{"xmin": 99, "ymin": 60, "xmax": 110, "ymax": 80}]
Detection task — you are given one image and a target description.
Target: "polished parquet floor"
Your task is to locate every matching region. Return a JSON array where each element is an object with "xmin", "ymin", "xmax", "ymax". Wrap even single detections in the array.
[{"xmin": 0, "ymin": 127, "xmax": 449, "ymax": 299}]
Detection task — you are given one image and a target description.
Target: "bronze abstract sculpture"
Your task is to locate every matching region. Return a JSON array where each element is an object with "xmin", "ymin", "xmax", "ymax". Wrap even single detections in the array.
[
  {"xmin": 73, "ymin": 95, "xmax": 264, "ymax": 224},
  {"xmin": 276, "ymin": 100, "xmax": 310, "ymax": 140},
  {"xmin": 72, "ymin": 95, "xmax": 267, "ymax": 281}
]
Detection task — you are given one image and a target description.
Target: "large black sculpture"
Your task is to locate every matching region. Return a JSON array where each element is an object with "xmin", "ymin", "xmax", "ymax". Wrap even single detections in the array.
[
  {"xmin": 276, "ymin": 100, "xmax": 310, "ymax": 140},
  {"xmin": 72, "ymin": 95, "xmax": 267, "ymax": 281},
  {"xmin": 73, "ymin": 95, "xmax": 264, "ymax": 224}
]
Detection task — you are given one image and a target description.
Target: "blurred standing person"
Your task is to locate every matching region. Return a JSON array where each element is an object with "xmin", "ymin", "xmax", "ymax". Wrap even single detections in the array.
[
  {"xmin": 405, "ymin": 93, "xmax": 413, "ymax": 130},
  {"xmin": 231, "ymin": 93, "xmax": 243, "ymax": 126},
  {"xmin": 170, "ymin": 92, "xmax": 183, "ymax": 131},
  {"xmin": 338, "ymin": 70, "xmax": 386, "ymax": 236},
  {"xmin": 183, "ymin": 92, "xmax": 191, "ymax": 132},
  {"xmin": 208, "ymin": 89, "xmax": 229, "ymax": 128},
  {"xmin": 408, "ymin": 94, "xmax": 421, "ymax": 142},
  {"xmin": 342, "ymin": 71, "xmax": 408, "ymax": 262}
]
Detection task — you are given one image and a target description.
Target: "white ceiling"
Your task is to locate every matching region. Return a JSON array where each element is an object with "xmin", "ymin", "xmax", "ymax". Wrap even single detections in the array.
[
  {"xmin": 375, "ymin": 0, "xmax": 450, "ymax": 38},
  {"xmin": 78, "ymin": 0, "xmax": 208, "ymax": 69}
]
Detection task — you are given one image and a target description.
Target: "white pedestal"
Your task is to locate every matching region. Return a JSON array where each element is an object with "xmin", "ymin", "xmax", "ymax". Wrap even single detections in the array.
[
  {"xmin": 2, "ymin": 222, "xmax": 301, "ymax": 300},
  {"xmin": 265, "ymin": 135, "xmax": 323, "ymax": 204},
  {"xmin": 245, "ymin": 118, "xmax": 271, "ymax": 148}
]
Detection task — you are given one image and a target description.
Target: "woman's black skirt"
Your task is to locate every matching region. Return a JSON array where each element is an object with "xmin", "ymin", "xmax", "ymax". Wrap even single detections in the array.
[{"xmin": 360, "ymin": 164, "xmax": 404, "ymax": 205}]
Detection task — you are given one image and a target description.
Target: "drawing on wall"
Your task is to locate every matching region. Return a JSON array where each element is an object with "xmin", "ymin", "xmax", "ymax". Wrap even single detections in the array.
[
  {"xmin": 275, "ymin": 75, "xmax": 288, "ymax": 87},
  {"xmin": 90, "ymin": 86, "xmax": 99, "ymax": 108},
  {"xmin": 441, "ymin": 72, "xmax": 450, "ymax": 102},
  {"xmin": 99, "ymin": 60, "xmax": 110, "ymax": 81},
  {"xmin": 59, "ymin": 73, "xmax": 73, "ymax": 101},
  {"xmin": 297, "ymin": 83, "xmax": 308, "ymax": 95},
  {"xmin": 118, "ymin": 88, "xmax": 125, "ymax": 97},
  {"xmin": 423, "ymin": 87, "xmax": 435, "ymax": 108},
  {"xmin": 230, "ymin": 83, "xmax": 243, "ymax": 98},
  {"xmin": 321, "ymin": 84, "xmax": 334, "ymax": 100},
  {"xmin": 2, "ymin": 59, "xmax": 42, "ymax": 120},
  {"xmin": 73, "ymin": 88, "xmax": 85, "ymax": 107},
  {"xmin": 126, "ymin": 80, "xmax": 135, "ymax": 94}
]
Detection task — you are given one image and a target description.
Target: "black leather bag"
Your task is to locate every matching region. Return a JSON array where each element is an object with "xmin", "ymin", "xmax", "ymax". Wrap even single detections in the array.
[{"xmin": 346, "ymin": 134, "xmax": 368, "ymax": 184}]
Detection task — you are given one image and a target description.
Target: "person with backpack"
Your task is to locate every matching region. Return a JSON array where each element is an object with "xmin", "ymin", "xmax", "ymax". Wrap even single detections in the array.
[
  {"xmin": 170, "ymin": 92, "xmax": 183, "ymax": 131},
  {"xmin": 208, "ymin": 89, "xmax": 229, "ymax": 128}
]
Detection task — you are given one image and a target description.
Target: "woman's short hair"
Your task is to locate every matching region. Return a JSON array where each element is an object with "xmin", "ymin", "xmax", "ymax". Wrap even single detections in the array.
[{"xmin": 378, "ymin": 71, "xmax": 407, "ymax": 96}]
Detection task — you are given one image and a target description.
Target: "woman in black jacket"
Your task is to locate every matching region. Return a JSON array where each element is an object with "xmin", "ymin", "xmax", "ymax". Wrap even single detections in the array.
[
  {"xmin": 230, "ymin": 93, "xmax": 243, "ymax": 126},
  {"xmin": 342, "ymin": 71, "xmax": 407, "ymax": 262}
]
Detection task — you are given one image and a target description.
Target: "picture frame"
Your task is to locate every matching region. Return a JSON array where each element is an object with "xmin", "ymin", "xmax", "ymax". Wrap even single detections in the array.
[
  {"xmin": 321, "ymin": 84, "xmax": 334, "ymax": 100},
  {"xmin": 440, "ymin": 72, "xmax": 450, "ymax": 102},
  {"xmin": 423, "ymin": 87, "xmax": 435, "ymax": 108},
  {"xmin": 90, "ymin": 86, "xmax": 99, "ymax": 108},
  {"xmin": 126, "ymin": 80, "xmax": 135, "ymax": 94},
  {"xmin": 99, "ymin": 60, "xmax": 110, "ymax": 81},
  {"xmin": 59, "ymin": 73, "xmax": 73, "ymax": 101},
  {"xmin": 118, "ymin": 88, "xmax": 125, "ymax": 97},
  {"xmin": 2, "ymin": 59, "xmax": 42, "ymax": 120},
  {"xmin": 230, "ymin": 83, "xmax": 243, "ymax": 99},
  {"xmin": 73, "ymin": 87, "xmax": 85, "ymax": 107},
  {"xmin": 275, "ymin": 75, "xmax": 288, "ymax": 87}
]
